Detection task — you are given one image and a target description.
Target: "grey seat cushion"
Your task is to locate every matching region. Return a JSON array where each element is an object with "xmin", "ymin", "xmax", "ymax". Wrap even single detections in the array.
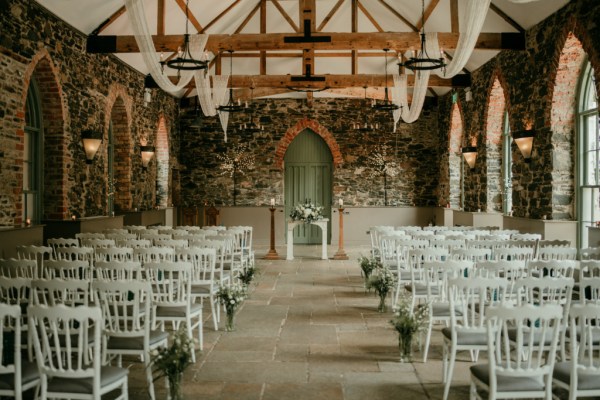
[
  {"xmin": 442, "ymin": 327, "xmax": 487, "ymax": 346},
  {"xmin": 507, "ymin": 328, "xmax": 555, "ymax": 346},
  {"xmin": 431, "ymin": 303, "xmax": 462, "ymax": 318},
  {"xmin": 107, "ymin": 329, "xmax": 168, "ymax": 351},
  {"xmin": 191, "ymin": 285, "xmax": 212, "ymax": 295},
  {"xmin": 553, "ymin": 361, "xmax": 600, "ymax": 390},
  {"xmin": 156, "ymin": 303, "xmax": 202, "ymax": 318},
  {"xmin": 470, "ymin": 364, "xmax": 545, "ymax": 392},
  {"xmin": 0, "ymin": 360, "xmax": 39, "ymax": 390},
  {"xmin": 47, "ymin": 365, "xmax": 127, "ymax": 394},
  {"xmin": 405, "ymin": 284, "xmax": 438, "ymax": 296}
]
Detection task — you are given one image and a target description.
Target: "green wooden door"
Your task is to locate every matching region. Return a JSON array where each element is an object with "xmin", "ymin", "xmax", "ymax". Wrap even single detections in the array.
[{"xmin": 284, "ymin": 130, "xmax": 333, "ymax": 244}]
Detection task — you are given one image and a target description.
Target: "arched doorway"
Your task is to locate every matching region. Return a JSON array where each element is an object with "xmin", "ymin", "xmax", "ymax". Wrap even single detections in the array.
[{"xmin": 284, "ymin": 129, "xmax": 333, "ymax": 244}]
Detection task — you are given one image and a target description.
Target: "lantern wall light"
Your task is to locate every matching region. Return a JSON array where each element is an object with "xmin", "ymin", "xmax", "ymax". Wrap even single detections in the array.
[
  {"xmin": 81, "ymin": 130, "xmax": 103, "ymax": 164},
  {"xmin": 512, "ymin": 129, "xmax": 535, "ymax": 163},
  {"xmin": 140, "ymin": 145, "xmax": 155, "ymax": 170},
  {"xmin": 462, "ymin": 146, "xmax": 477, "ymax": 170}
]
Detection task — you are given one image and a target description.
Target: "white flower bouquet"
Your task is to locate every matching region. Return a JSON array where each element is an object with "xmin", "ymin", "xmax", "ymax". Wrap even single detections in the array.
[
  {"xmin": 290, "ymin": 199, "xmax": 323, "ymax": 223},
  {"xmin": 216, "ymin": 282, "xmax": 247, "ymax": 331}
]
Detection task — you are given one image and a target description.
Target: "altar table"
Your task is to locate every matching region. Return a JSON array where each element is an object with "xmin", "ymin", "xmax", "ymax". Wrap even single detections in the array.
[{"xmin": 286, "ymin": 218, "xmax": 329, "ymax": 260}]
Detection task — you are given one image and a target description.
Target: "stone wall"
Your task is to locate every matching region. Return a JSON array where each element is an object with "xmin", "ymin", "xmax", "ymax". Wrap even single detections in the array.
[
  {"xmin": 0, "ymin": 0, "xmax": 178, "ymax": 225},
  {"xmin": 437, "ymin": 0, "xmax": 600, "ymax": 220},
  {"xmin": 179, "ymin": 98, "xmax": 441, "ymax": 207}
]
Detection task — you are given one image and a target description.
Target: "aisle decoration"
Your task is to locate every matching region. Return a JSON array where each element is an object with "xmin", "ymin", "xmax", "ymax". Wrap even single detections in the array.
[
  {"xmin": 217, "ymin": 282, "xmax": 246, "ymax": 331},
  {"xmin": 149, "ymin": 327, "xmax": 194, "ymax": 400},
  {"xmin": 290, "ymin": 199, "xmax": 323, "ymax": 224},
  {"xmin": 358, "ymin": 255, "xmax": 381, "ymax": 289},
  {"xmin": 238, "ymin": 262, "xmax": 257, "ymax": 287},
  {"xmin": 367, "ymin": 265, "xmax": 395, "ymax": 313},
  {"xmin": 390, "ymin": 293, "xmax": 429, "ymax": 362}
]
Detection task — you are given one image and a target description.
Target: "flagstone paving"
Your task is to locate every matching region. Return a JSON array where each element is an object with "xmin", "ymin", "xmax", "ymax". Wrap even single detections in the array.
[{"xmin": 126, "ymin": 245, "xmax": 474, "ymax": 400}]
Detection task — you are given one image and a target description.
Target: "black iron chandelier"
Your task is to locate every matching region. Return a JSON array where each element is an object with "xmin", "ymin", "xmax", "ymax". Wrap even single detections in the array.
[
  {"xmin": 239, "ymin": 88, "xmax": 264, "ymax": 133},
  {"xmin": 218, "ymin": 50, "xmax": 244, "ymax": 113},
  {"xmin": 353, "ymin": 87, "xmax": 380, "ymax": 131},
  {"xmin": 372, "ymin": 49, "xmax": 399, "ymax": 112},
  {"xmin": 399, "ymin": 0, "xmax": 446, "ymax": 72},
  {"xmin": 159, "ymin": 0, "xmax": 207, "ymax": 74}
]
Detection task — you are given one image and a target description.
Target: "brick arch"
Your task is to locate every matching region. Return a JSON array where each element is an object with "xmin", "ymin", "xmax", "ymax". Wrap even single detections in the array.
[
  {"xmin": 20, "ymin": 48, "xmax": 70, "ymax": 221},
  {"xmin": 104, "ymin": 84, "xmax": 133, "ymax": 212},
  {"xmin": 484, "ymin": 71, "xmax": 509, "ymax": 212},
  {"xmin": 156, "ymin": 116, "xmax": 169, "ymax": 208},
  {"xmin": 274, "ymin": 118, "xmax": 342, "ymax": 169}
]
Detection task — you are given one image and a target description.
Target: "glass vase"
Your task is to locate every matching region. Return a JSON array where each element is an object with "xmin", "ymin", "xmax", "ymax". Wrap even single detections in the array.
[
  {"xmin": 225, "ymin": 309, "xmax": 236, "ymax": 331},
  {"xmin": 398, "ymin": 332, "xmax": 414, "ymax": 363},
  {"xmin": 377, "ymin": 292, "xmax": 387, "ymax": 313},
  {"xmin": 168, "ymin": 373, "xmax": 183, "ymax": 400}
]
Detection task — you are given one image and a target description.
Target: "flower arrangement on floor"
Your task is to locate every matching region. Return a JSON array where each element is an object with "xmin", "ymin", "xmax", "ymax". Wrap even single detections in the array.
[
  {"xmin": 389, "ymin": 292, "xmax": 429, "ymax": 362},
  {"xmin": 290, "ymin": 199, "xmax": 323, "ymax": 224},
  {"xmin": 366, "ymin": 264, "xmax": 396, "ymax": 313},
  {"xmin": 149, "ymin": 326, "xmax": 194, "ymax": 400},
  {"xmin": 238, "ymin": 262, "xmax": 257, "ymax": 287},
  {"xmin": 217, "ymin": 282, "xmax": 247, "ymax": 331},
  {"xmin": 358, "ymin": 255, "xmax": 381, "ymax": 289}
]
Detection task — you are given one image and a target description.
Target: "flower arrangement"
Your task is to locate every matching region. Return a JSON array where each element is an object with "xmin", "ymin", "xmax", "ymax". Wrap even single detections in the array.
[
  {"xmin": 216, "ymin": 282, "xmax": 247, "ymax": 331},
  {"xmin": 149, "ymin": 326, "xmax": 194, "ymax": 400},
  {"xmin": 366, "ymin": 265, "xmax": 396, "ymax": 312},
  {"xmin": 358, "ymin": 255, "xmax": 381, "ymax": 288},
  {"xmin": 389, "ymin": 292, "xmax": 429, "ymax": 362},
  {"xmin": 238, "ymin": 262, "xmax": 257, "ymax": 287},
  {"xmin": 290, "ymin": 199, "xmax": 323, "ymax": 224}
]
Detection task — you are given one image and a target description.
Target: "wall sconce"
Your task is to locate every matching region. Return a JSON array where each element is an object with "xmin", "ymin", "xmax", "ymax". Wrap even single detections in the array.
[
  {"xmin": 512, "ymin": 129, "xmax": 534, "ymax": 163},
  {"xmin": 81, "ymin": 130, "xmax": 103, "ymax": 164},
  {"xmin": 461, "ymin": 146, "xmax": 477, "ymax": 170},
  {"xmin": 140, "ymin": 145, "xmax": 155, "ymax": 170}
]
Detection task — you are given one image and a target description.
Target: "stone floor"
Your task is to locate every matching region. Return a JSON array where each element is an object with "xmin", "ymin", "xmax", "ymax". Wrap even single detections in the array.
[{"xmin": 126, "ymin": 245, "xmax": 477, "ymax": 400}]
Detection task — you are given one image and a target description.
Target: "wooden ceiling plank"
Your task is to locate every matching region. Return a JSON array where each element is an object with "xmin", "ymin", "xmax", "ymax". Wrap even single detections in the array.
[
  {"xmin": 351, "ymin": 0, "xmax": 358, "ymax": 75},
  {"xmin": 317, "ymin": 0, "xmax": 345, "ymax": 32},
  {"xmin": 201, "ymin": 0, "xmax": 243, "ymax": 33},
  {"xmin": 377, "ymin": 0, "xmax": 417, "ymax": 32},
  {"xmin": 490, "ymin": 3, "xmax": 525, "ymax": 34},
  {"xmin": 271, "ymin": 0, "xmax": 300, "ymax": 32},
  {"xmin": 260, "ymin": 0, "xmax": 267, "ymax": 75},
  {"xmin": 102, "ymin": 32, "xmax": 524, "ymax": 53},
  {"xmin": 450, "ymin": 0, "xmax": 458, "ymax": 33},
  {"xmin": 357, "ymin": 1, "xmax": 384, "ymax": 33},
  {"xmin": 157, "ymin": 0, "xmax": 165, "ymax": 36},
  {"xmin": 416, "ymin": 0, "xmax": 440, "ymax": 32},
  {"xmin": 91, "ymin": 5, "xmax": 126, "ymax": 36},
  {"xmin": 234, "ymin": 1, "xmax": 261, "ymax": 34},
  {"xmin": 233, "ymin": 87, "xmax": 292, "ymax": 100},
  {"xmin": 173, "ymin": 0, "xmax": 203, "ymax": 32}
]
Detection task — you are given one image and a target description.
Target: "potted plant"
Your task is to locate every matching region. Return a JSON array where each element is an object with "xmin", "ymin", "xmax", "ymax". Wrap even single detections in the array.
[
  {"xmin": 217, "ymin": 282, "xmax": 246, "ymax": 331},
  {"xmin": 149, "ymin": 327, "xmax": 194, "ymax": 400},
  {"xmin": 238, "ymin": 262, "xmax": 257, "ymax": 287},
  {"xmin": 358, "ymin": 255, "xmax": 380, "ymax": 288},
  {"xmin": 366, "ymin": 264, "xmax": 395, "ymax": 312},
  {"xmin": 389, "ymin": 292, "xmax": 429, "ymax": 362}
]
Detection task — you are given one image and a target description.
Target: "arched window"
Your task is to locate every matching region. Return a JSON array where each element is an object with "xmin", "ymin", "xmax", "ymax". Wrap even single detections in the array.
[
  {"xmin": 502, "ymin": 111, "xmax": 512, "ymax": 215},
  {"xmin": 578, "ymin": 60, "xmax": 599, "ymax": 247},
  {"xmin": 24, "ymin": 78, "xmax": 43, "ymax": 224}
]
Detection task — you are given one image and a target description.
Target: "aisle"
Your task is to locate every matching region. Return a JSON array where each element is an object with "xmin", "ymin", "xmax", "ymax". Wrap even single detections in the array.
[{"xmin": 128, "ymin": 245, "xmax": 472, "ymax": 400}]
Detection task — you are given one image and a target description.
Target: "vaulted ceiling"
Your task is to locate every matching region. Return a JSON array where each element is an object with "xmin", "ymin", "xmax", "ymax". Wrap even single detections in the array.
[{"xmin": 36, "ymin": 0, "xmax": 570, "ymax": 100}]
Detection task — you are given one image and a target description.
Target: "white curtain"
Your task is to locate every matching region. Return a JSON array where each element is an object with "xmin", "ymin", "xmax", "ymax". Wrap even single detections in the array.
[
  {"xmin": 124, "ymin": 0, "xmax": 208, "ymax": 97},
  {"xmin": 213, "ymin": 75, "xmax": 230, "ymax": 142},
  {"xmin": 194, "ymin": 71, "xmax": 217, "ymax": 117}
]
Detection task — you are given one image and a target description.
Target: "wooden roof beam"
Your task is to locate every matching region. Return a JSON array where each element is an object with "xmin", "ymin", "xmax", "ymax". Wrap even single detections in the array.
[
  {"xmin": 357, "ymin": 1, "xmax": 384, "ymax": 33},
  {"xmin": 416, "ymin": 0, "xmax": 440, "ymax": 32},
  {"xmin": 272, "ymin": 0, "xmax": 300, "ymax": 32},
  {"xmin": 88, "ymin": 32, "xmax": 525, "ymax": 53},
  {"xmin": 377, "ymin": 0, "xmax": 418, "ymax": 32},
  {"xmin": 317, "ymin": 0, "xmax": 345, "ymax": 32},
  {"xmin": 173, "ymin": 0, "xmax": 203, "ymax": 32}
]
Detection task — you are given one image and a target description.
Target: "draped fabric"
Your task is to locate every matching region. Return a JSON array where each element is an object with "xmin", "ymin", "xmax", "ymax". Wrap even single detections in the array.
[
  {"xmin": 213, "ymin": 75, "xmax": 230, "ymax": 142},
  {"xmin": 194, "ymin": 71, "xmax": 217, "ymax": 117},
  {"xmin": 124, "ymin": 0, "xmax": 208, "ymax": 97}
]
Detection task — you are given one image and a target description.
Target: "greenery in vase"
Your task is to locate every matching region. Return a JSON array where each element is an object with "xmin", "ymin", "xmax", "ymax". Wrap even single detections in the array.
[
  {"xmin": 217, "ymin": 282, "xmax": 247, "ymax": 331},
  {"xmin": 290, "ymin": 199, "xmax": 323, "ymax": 223},
  {"xmin": 366, "ymin": 265, "xmax": 395, "ymax": 312},
  {"xmin": 238, "ymin": 262, "xmax": 257, "ymax": 287},
  {"xmin": 149, "ymin": 326, "xmax": 194, "ymax": 398},
  {"xmin": 358, "ymin": 255, "xmax": 381, "ymax": 282},
  {"xmin": 389, "ymin": 292, "xmax": 429, "ymax": 361}
]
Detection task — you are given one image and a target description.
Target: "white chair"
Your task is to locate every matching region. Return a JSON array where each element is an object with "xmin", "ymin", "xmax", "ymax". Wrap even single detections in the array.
[
  {"xmin": 80, "ymin": 238, "xmax": 116, "ymax": 250},
  {"xmin": 158, "ymin": 228, "xmax": 188, "ymax": 236},
  {"xmin": 493, "ymin": 246, "xmax": 535, "ymax": 262},
  {"xmin": 145, "ymin": 261, "xmax": 203, "ymax": 361},
  {"xmin": 55, "ymin": 246, "xmax": 94, "ymax": 264},
  {"xmin": 153, "ymin": 238, "xmax": 188, "ymax": 249},
  {"xmin": 28, "ymin": 304, "xmax": 129, "ymax": 400},
  {"xmin": 177, "ymin": 247, "xmax": 220, "ymax": 330},
  {"xmin": 406, "ymin": 248, "xmax": 449, "ymax": 310},
  {"xmin": 93, "ymin": 281, "xmax": 167, "ymax": 400},
  {"xmin": 469, "ymin": 304, "xmax": 563, "ymax": 400},
  {"xmin": 75, "ymin": 232, "xmax": 105, "ymax": 244},
  {"xmin": 105, "ymin": 233, "xmax": 137, "ymax": 242},
  {"xmin": 369, "ymin": 226, "xmax": 395, "ymax": 260},
  {"xmin": 0, "ymin": 278, "xmax": 32, "ymax": 359},
  {"xmin": 188, "ymin": 239, "xmax": 230, "ymax": 286},
  {"xmin": 511, "ymin": 233, "xmax": 542, "ymax": 241},
  {"xmin": 420, "ymin": 260, "xmax": 472, "ymax": 362},
  {"xmin": 580, "ymin": 247, "xmax": 600, "ymax": 261},
  {"xmin": 94, "ymin": 247, "xmax": 134, "ymax": 262},
  {"xmin": 178, "ymin": 225, "xmax": 201, "ymax": 232},
  {"xmin": 553, "ymin": 304, "xmax": 600, "ymax": 400},
  {"xmin": 17, "ymin": 245, "xmax": 51, "ymax": 279},
  {"xmin": 536, "ymin": 247, "xmax": 578, "ymax": 261},
  {"xmin": 140, "ymin": 233, "xmax": 171, "ymax": 243},
  {"xmin": 526, "ymin": 260, "xmax": 578, "ymax": 279},
  {"xmin": 442, "ymin": 277, "xmax": 508, "ymax": 400},
  {"xmin": 31, "ymin": 279, "xmax": 89, "ymax": 307},
  {"xmin": 94, "ymin": 261, "xmax": 143, "ymax": 282},
  {"xmin": 47, "ymin": 238, "xmax": 79, "ymax": 259},
  {"xmin": 133, "ymin": 246, "xmax": 175, "ymax": 265},
  {"xmin": 43, "ymin": 260, "xmax": 91, "ymax": 282},
  {"xmin": 0, "ymin": 259, "xmax": 37, "ymax": 279},
  {"xmin": 473, "ymin": 260, "xmax": 527, "ymax": 299},
  {"xmin": 103, "ymin": 228, "xmax": 128, "ymax": 235},
  {"xmin": 449, "ymin": 248, "xmax": 491, "ymax": 264},
  {"xmin": 429, "ymin": 238, "xmax": 466, "ymax": 251},
  {"xmin": 117, "ymin": 239, "xmax": 152, "ymax": 248},
  {"xmin": 0, "ymin": 304, "xmax": 40, "ymax": 400}
]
